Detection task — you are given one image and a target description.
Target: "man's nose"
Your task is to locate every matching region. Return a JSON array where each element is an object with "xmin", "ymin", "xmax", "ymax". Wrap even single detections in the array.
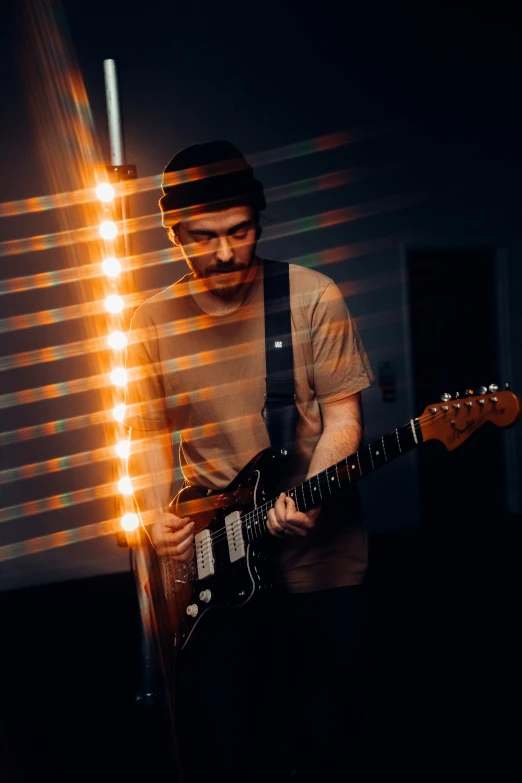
[{"xmin": 215, "ymin": 236, "xmax": 234, "ymax": 263}]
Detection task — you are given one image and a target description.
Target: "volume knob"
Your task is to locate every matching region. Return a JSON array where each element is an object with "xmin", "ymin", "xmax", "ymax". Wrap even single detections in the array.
[
  {"xmin": 186, "ymin": 604, "xmax": 199, "ymax": 617},
  {"xmin": 199, "ymin": 590, "xmax": 212, "ymax": 603}
]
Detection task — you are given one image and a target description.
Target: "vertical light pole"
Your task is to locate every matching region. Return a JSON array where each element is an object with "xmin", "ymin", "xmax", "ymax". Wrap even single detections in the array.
[
  {"xmin": 103, "ymin": 58, "xmax": 137, "ymax": 275},
  {"xmin": 104, "ymin": 59, "xmax": 124, "ymax": 167}
]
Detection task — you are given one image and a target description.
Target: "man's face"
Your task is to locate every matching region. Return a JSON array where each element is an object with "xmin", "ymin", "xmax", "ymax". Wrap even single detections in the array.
[{"xmin": 175, "ymin": 205, "xmax": 258, "ymax": 299}]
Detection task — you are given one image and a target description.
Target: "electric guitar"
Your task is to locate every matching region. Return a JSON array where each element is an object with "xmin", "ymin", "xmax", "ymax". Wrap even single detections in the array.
[{"xmin": 149, "ymin": 387, "xmax": 521, "ymax": 654}]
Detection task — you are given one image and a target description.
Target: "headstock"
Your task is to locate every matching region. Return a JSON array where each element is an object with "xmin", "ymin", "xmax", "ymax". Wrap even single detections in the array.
[{"xmin": 418, "ymin": 387, "xmax": 522, "ymax": 451}]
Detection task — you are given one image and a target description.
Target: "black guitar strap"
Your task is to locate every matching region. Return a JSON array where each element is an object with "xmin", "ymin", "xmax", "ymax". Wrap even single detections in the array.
[{"xmin": 261, "ymin": 260, "xmax": 299, "ymax": 464}]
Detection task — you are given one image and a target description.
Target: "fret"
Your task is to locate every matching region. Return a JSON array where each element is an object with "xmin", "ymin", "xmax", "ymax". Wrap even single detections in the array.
[
  {"xmin": 307, "ymin": 475, "xmax": 320, "ymax": 505},
  {"xmin": 335, "ymin": 460, "xmax": 341, "ymax": 489},
  {"xmin": 395, "ymin": 428, "xmax": 402, "ymax": 453},
  {"xmin": 306, "ymin": 479, "xmax": 315, "ymax": 507},
  {"xmin": 356, "ymin": 451, "xmax": 363, "ymax": 477},
  {"xmin": 300, "ymin": 482, "xmax": 307, "ymax": 511},
  {"xmin": 367, "ymin": 440, "xmax": 388, "ymax": 471},
  {"xmin": 345, "ymin": 457, "xmax": 352, "ymax": 483},
  {"xmin": 259, "ymin": 507, "xmax": 268, "ymax": 534},
  {"xmin": 325, "ymin": 467, "xmax": 333, "ymax": 494},
  {"xmin": 383, "ymin": 431, "xmax": 400, "ymax": 462}
]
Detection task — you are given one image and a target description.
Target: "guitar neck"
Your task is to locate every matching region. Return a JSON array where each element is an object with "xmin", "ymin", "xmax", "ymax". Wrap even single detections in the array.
[{"xmin": 242, "ymin": 418, "xmax": 422, "ymax": 542}]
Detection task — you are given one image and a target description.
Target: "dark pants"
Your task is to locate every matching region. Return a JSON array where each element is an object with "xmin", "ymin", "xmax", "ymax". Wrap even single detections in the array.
[{"xmin": 175, "ymin": 584, "xmax": 368, "ymax": 783}]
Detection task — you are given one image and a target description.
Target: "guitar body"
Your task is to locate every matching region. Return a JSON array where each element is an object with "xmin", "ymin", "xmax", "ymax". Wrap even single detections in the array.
[{"xmin": 160, "ymin": 448, "xmax": 279, "ymax": 651}]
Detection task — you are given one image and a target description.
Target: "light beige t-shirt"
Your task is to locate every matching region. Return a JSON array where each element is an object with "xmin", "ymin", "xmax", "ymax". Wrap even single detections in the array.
[{"xmin": 125, "ymin": 261, "xmax": 373, "ymax": 592}]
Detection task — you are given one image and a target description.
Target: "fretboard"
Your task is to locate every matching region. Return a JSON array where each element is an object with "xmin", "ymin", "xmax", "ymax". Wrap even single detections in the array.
[{"xmin": 241, "ymin": 418, "xmax": 422, "ymax": 543}]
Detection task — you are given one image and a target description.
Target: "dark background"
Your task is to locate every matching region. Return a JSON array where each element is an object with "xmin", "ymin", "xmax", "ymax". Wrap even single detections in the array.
[{"xmin": 1, "ymin": 0, "xmax": 521, "ymax": 780}]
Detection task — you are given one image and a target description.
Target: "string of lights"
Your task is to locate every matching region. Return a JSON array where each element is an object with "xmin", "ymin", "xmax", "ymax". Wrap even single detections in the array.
[{"xmin": 95, "ymin": 176, "xmax": 139, "ymax": 537}]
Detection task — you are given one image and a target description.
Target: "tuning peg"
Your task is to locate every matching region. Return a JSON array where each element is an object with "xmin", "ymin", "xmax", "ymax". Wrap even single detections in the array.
[
  {"xmin": 441, "ymin": 392, "xmax": 452, "ymax": 402},
  {"xmin": 504, "ymin": 382, "xmax": 510, "ymax": 391},
  {"xmin": 478, "ymin": 386, "xmax": 488, "ymax": 395},
  {"xmin": 488, "ymin": 384, "xmax": 498, "ymax": 392}
]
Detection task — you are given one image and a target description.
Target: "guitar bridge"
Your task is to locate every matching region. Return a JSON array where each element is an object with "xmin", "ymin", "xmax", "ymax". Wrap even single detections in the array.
[{"xmin": 225, "ymin": 510, "xmax": 246, "ymax": 563}]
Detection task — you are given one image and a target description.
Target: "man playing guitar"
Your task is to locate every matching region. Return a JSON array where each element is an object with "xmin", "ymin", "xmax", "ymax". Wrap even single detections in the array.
[{"xmin": 125, "ymin": 140, "xmax": 374, "ymax": 782}]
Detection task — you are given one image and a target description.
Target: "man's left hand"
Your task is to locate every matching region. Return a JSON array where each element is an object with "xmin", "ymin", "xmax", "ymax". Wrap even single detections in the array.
[{"xmin": 267, "ymin": 493, "xmax": 321, "ymax": 538}]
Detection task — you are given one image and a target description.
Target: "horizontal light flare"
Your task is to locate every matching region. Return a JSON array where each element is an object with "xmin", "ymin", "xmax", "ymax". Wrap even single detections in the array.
[
  {"xmin": 99, "ymin": 220, "xmax": 117, "ymax": 240},
  {"xmin": 0, "ymin": 443, "xmax": 118, "ymax": 485},
  {"xmin": 118, "ymin": 476, "xmax": 133, "ymax": 495},
  {"xmin": 108, "ymin": 330, "xmax": 127, "ymax": 350},
  {"xmin": 0, "ymin": 290, "xmax": 135, "ymax": 335},
  {"xmin": 0, "ymin": 477, "xmax": 122, "ymax": 525},
  {"xmin": 0, "ymin": 206, "xmax": 406, "ymax": 335},
  {"xmin": 113, "ymin": 403, "xmax": 125, "ymax": 422},
  {"xmin": 111, "ymin": 367, "xmax": 127, "ymax": 387},
  {"xmin": 0, "ymin": 408, "xmax": 115, "ymax": 446},
  {"xmin": 96, "ymin": 182, "xmax": 115, "ymax": 202},
  {"xmin": 102, "ymin": 256, "xmax": 121, "ymax": 277},
  {"xmin": 0, "ymin": 228, "xmax": 407, "ymax": 299},
  {"xmin": 0, "ymin": 447, "xmax": 162, "ymax": 489},
  {"xmin": 0, "ymin": 248, "xmax": 175, "ymax": 297},
  {"xmin": 0, "ymin": 221, "xmax": 114, "ymax": 259},
  {"xmin": 0, "ymin": 122, "xmax": 397, "ymax": 219},
  {"xmin": 121, "ymin": 513, "xmax": 139, "ymax": 531},
  {"xmin": 0, "ymin": 369, "xmax": 116, "ymax": 410},
  {"xmin": 115, "ymin": 439, "xmax": 130, "ymax": 459},
  {"xmin": 0, "ymin": 330, "xmax": 129, "ymax": 373},
  {"xmin": 105, "ymin": 294, "xmax": 124, "ymax": 313},
  {"xmin": 1, "ymin": 179, "xmax": 408, "ymax": 263},
  {"xmin": 0, "ymin": 518, "xmax": 120, "ymax": 564}
]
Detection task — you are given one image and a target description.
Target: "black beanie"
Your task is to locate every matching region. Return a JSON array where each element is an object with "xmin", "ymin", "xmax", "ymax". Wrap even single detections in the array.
[{"xmin": 159, "ymin": 140, "xmax": 266, "ymax": 228}]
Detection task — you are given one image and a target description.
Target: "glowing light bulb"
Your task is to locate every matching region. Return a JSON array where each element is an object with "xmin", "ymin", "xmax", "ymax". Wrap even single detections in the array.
[
  {"xmin": 121, "ymin": 513, "xmax": 139, "ymax": 531},
  {"xmin": 115, "ymin": 439, "xmax": 130, "ymax": 459},
  {"xmin": 99, "ymin": 220, "xmax": 117, "ymax": 240},
  {"xmin": 118, "ymin": 476, "xmax": 133, "ymax": 495},
  {"xmin": 102, "ymin": 257, "xmax": 121, "ymax": 278},
  {"xmin": 105, "ymin": 294, "xmax": 124, "ymax": 314},
  {"xmin": 96, "ymin": 182, "xmax": 115, "ymax": 202},
  {"xmin": 113, "ymin": 403, "xmax": 125, "ymax": 422},
  {"xmin": 111, "ymin": 367, "xmax": 127, "ymax": 387},
  {"xmin": 108, "ymin": 330, "xmax": 127, "ymax": 350}
]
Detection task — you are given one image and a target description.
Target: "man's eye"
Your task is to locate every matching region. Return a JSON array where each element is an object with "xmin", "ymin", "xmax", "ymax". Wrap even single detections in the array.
[{"xmin": 233, "ymin": 231, "xmax": 248, "ymax": 239}]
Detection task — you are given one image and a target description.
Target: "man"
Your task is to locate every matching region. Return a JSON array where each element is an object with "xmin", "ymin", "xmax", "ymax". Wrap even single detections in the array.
[{"xmin": 125, "ymin": 140, "xmax": 374, "ymax": 782}]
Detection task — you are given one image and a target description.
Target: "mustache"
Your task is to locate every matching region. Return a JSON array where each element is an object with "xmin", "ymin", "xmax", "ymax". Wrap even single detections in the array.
[{"xmin": 206, "ymin": 264, "xmax": 245, "ymax": 275}]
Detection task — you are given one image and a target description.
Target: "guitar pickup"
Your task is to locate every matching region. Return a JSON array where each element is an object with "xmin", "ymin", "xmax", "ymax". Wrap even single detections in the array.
[
  {"xmin": 195, "ymin": 529, "xmax": 215, "ymax": 580},
  {"xmin": 225, "ymin": 510, "xmax": 246, "ymax": 563}
]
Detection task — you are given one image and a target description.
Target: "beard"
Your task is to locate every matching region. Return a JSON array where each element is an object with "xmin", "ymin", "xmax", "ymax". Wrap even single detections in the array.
[{"xmin": 186, "ymin": 256, "xmax": 255, "ymax": 300}]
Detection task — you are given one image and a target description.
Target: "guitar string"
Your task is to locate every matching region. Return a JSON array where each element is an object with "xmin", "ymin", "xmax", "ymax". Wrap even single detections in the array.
[{"xmin": 180, "ymin": 403, "xmax": 468, "ymax": 560}]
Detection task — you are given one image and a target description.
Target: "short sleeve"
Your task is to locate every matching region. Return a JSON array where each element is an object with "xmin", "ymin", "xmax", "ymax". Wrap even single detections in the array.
[
  {"xmin": 311, "ymin": 280, "xmax": 374, "ymax": 403},
  {"xmin": 124, "ymin": 307, "xmax": 172, "ymax": 432}
]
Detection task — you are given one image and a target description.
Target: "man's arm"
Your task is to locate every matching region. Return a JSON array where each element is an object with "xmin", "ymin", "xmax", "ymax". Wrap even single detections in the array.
[
  {"xmin": 266, "ymin": 393, "xmax": 363, "ymax": 537},
  {"xmin": 307, "ymin": 392, "xmax": 363, "ymax": 479},
  {"xmin": 128, "ymin": 428, "xmax": 195, "ymax": 560}
]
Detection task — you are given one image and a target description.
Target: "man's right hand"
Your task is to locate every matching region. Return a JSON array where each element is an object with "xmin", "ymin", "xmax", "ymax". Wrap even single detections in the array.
[{"xmin": 149, "ymin": 511, "xmax": 195, "ymax": 561}]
